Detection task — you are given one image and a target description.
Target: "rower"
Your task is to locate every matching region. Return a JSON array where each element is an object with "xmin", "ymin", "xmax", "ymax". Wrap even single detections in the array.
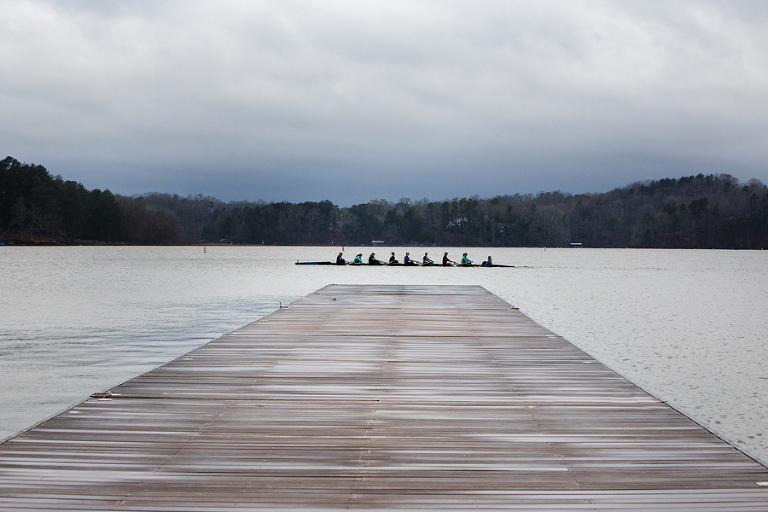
[
  {"xmin": 336, "ymin": 252, "xmax": 346, "ymax": 265},
  {"xmin": 352, "ymin": 253, "xmax": 364, "ymax": 264},
  {"xmin": 389, "ymin": 252, "xmax": 398, "ymax": 264},
  {"xmin": 369, "ymin": 253, "xmax": 381, "ymax": 265},
  {"xmin": 461, "ymin": 253, "xmax": 472, "ymax": 266},
  {"xmin": 442, "ymin": 252, "xmax": 455, "ymax": 266},
  {"xmin": 423, "ymin": 252, "xmax": 434, "ymax": 265},
  {"xmin": 404, "ymin": 252, "xmax": 416, "ymax": 265}
]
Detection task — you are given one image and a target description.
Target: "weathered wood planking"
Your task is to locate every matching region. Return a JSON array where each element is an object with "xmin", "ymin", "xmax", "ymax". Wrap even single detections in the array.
[{"xmin": 1, "ymin": 284, "xmax": 767, "ymax": 511}]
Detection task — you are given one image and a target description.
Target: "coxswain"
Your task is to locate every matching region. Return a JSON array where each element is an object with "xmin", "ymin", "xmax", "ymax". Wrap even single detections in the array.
[
  {"xmin": 423, "ymin": 252, "xmax": 434, "ymax": 265},
  {"xmin": 481, "ymin": 255, "xmax": 493, "ymax": 267},
  {"xmin": 461, "ymin": 253, "xmax": 473, "ymax": 266},
  {"xmin": 369, "ymin": 253, "xmax": 381, "ymax": 265},
  {"xmin": 336, "ymin": 252, "xmax": 346, "ymax": 265},
  {"xmin": 442, "ymin": 252, "xmax": 455, "ymax": 266}
]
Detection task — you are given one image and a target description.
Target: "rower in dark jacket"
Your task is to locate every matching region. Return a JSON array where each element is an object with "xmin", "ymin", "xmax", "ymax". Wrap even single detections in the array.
[
  {"xmin": 336, "ymin": 252, "xmax": 346, "ymax": 265},
  {"xmin": 369, "ymin": 253, "xmax": 381, "ymax": 265}
]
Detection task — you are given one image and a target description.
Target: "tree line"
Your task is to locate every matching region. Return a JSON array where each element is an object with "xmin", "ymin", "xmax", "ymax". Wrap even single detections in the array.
[
  {"xmin": 1, "ymin": 156, "xmax": 125, "ymax": 243},
  {"xmin": 2, "ymin": 155, "xmax": 767, "ymax": 248}
]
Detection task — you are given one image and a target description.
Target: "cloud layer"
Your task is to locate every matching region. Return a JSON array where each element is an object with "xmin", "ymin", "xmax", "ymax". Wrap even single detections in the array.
[{"xmin": 2, "ymin": 0, "xmax": 767, "ymax": 204}]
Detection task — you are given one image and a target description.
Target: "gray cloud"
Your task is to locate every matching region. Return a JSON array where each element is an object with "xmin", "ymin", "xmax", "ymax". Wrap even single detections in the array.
[{"xmin": 2, "ymin": 0, "xmax": 767, "ymax": 205}]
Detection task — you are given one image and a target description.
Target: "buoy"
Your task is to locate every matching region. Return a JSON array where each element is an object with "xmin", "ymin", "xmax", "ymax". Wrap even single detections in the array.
[{"xmin": 204, "ymin": 247, "xmax": 207, "ymax": 253}]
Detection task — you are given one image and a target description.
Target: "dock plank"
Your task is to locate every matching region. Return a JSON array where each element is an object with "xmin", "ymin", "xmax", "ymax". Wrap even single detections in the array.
[{"xmin": 1, "ymin": 284, "xmax": 767, "ymax": 510}]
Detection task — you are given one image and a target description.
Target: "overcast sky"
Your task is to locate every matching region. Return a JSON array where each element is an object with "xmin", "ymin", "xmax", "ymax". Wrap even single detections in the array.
[{"xmin": 2, "ymin": 0, "xmax": 767, "ymax": 205}]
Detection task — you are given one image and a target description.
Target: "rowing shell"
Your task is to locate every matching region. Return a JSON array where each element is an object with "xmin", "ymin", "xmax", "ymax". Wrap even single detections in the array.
[{"xmin": 296, "ymin": 261, "xmax": 520, "ymax": 267}]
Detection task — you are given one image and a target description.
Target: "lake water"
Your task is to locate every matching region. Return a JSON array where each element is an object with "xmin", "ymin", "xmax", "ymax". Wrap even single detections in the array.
[{"xmin": 1, "ymin": 246, "xmax": 767, "ymax": 465}]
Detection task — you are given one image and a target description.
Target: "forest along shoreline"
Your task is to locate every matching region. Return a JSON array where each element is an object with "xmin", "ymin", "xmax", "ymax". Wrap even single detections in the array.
[{"xmin": 3, "ymin": 156, "xmax": 767, "ymax": 249}]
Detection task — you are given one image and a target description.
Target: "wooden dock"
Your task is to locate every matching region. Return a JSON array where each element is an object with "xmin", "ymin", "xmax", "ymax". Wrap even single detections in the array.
[{"xmin": 1, "ymin": 284, "xmax": 768, "ymax": 510}]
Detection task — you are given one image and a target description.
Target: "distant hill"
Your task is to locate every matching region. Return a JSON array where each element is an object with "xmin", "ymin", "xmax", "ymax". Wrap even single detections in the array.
[{"xmin": 2, "ymin": 156, "xmax": 767, "ymax": 248}]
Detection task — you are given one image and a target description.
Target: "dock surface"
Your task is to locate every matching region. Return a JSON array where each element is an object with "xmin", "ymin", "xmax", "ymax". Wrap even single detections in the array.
[{"xmin": 1, "ymin": 284, "xmax": 767, "ymax": 510}]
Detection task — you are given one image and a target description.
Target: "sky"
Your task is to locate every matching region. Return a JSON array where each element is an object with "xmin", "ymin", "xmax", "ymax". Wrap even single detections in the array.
[{"xmin": 2, "ymin": 0, "xmax": 767, "ymax": 206}]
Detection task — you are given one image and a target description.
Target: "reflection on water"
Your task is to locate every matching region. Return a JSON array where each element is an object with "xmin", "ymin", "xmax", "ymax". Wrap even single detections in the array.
[{"xmin": 1, "ymin": 246, "xmax": 767, "ymax": 465}]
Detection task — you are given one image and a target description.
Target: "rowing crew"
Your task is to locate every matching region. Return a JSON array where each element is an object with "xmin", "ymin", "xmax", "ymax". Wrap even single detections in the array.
[{"xmin": 336, "ymin": 251, "xmax": 493, "ymax": 266}]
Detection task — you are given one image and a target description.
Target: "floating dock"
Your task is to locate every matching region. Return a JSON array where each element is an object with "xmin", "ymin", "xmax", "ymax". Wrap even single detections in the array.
[{"xmin": 1, "ymin": 284, "xmax": 767, "ymax": 510}]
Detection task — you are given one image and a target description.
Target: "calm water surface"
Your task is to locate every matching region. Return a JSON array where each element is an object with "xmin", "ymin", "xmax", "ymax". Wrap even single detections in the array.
[{"xmin": 1, "ymin": 246, "xmax": 767, "ymax": 464}]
